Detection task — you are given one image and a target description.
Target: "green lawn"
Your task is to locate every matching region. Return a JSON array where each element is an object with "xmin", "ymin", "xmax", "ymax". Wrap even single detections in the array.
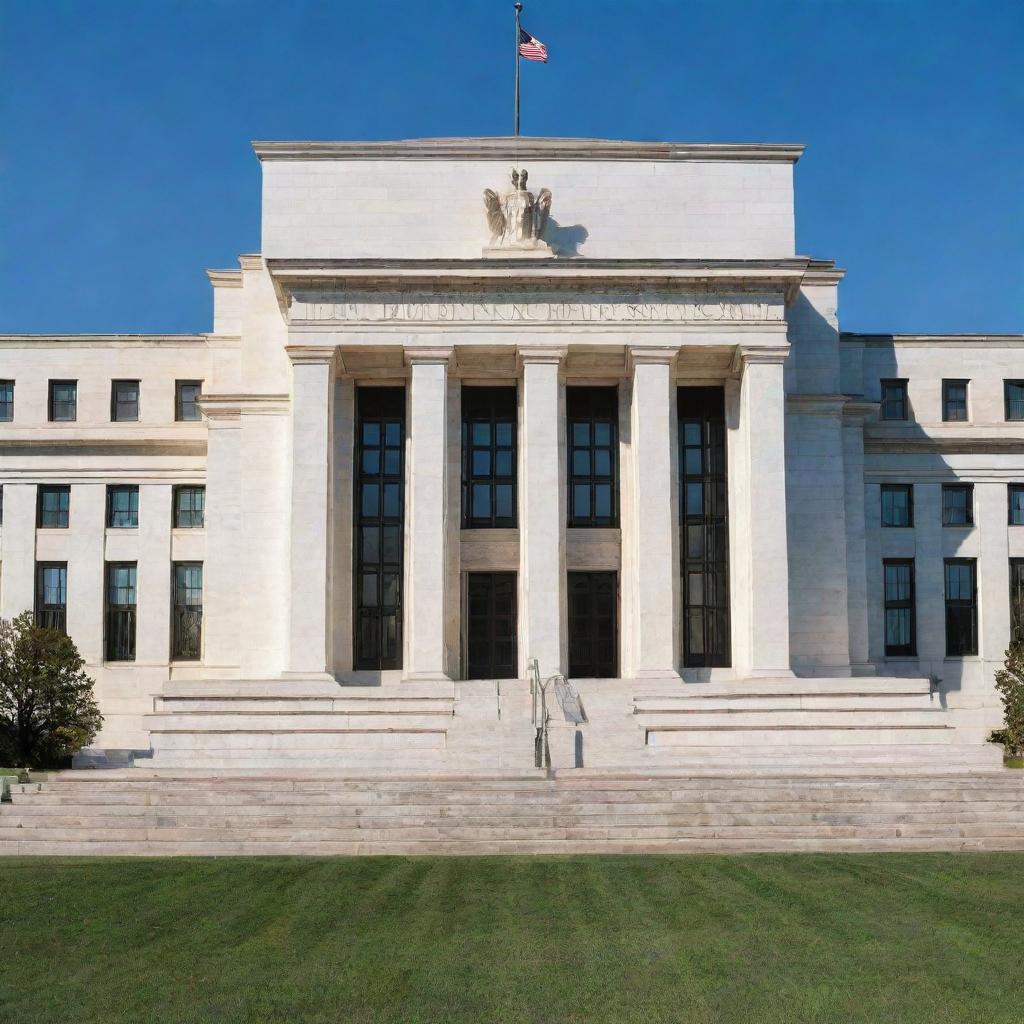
[{"xmin": 1, "ymin": 855, "xmax": 1022, "ymax": 1024}]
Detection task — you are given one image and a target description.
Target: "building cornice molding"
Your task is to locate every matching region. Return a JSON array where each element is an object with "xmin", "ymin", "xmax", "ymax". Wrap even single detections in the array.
[
  {"xmin": 198, "ymin": 394, "xmax": 290, "ymax": 419},
  {"xmin": 0, "ymin": 334, "xmax": 209, "ymax": 348},
  {"xmin": 253, "ymin": 137, "xmax": 805, "ymax": 164},
  {"xmin": 627, "ymin": 345, "xmax": 680, "ymax": 371},
  {"xmin": 731, "ymin": 343, "xmax": 791, "ymax": 371},
  {"xmin": 404, "ymin": 346, "xmax": 455, "ymax": 367},
  {"xmin": 785, "ymin": 393, "xmax": 850, "ymax": 416},
  {"xmin": 206, "ymin": 269, "xmax": 242, "ymax": 288},
  {"xmin": 842, "ymin": 333, "xmax": 1024, "ymax": 347},
  {"xmin": 0, "ymin": 439, "xmax": 207, "ymax": 457},
  {"xmin": 285, "ymin": 345, "xmax": 339, "ymax": 367},
  {"xmin": 517, "ymin": 345, "xmax": 568, "ymax": 368}
]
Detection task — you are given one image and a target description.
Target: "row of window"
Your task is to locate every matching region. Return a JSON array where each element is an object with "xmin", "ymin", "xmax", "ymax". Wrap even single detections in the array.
[
  {"xmin": 880, "ymin": 483, "xmax": 1024, "ymax": 528},
  {"xmin": 6, "ymin": 485, "xmax": 205, "ymax": 530},
  {"xmin": 34, "ymin": 561, "xmax": 203, "ymax": 661},
  {"xmin": 884, "ymin": 558, "xmax": 1024, "ymax": 657},
  {"xmin": 0, "ymin": 379, "xmax": 203, "ymax": 423},
  {"xmin": 879, "ymin": 378, "xmax": 1024, "ymax": 422}
]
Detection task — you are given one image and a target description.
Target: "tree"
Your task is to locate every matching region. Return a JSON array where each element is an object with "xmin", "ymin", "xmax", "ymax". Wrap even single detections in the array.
[
  {"xmin": 0, "ymin": 611, "xmax": 102, "ymax": 768},
  {"xmin": 991, "ymin": 639, "xmax": 1024, "ymax": 759}
]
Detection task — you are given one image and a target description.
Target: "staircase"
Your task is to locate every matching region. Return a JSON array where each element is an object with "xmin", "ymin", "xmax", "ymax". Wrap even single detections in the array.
[{"xmin": 3, "ymin": 770, "xmax": 1023, "ymax": 855}]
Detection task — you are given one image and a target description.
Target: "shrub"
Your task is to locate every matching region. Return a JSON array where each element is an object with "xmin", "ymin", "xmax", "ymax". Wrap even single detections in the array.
[
  {"xmin": 0, "ymin": 611, "xmax": 102, "ymax": 769},
  {"xmin": 990, "ymin": 639, "xmax": 1024, "ymax": 758}
]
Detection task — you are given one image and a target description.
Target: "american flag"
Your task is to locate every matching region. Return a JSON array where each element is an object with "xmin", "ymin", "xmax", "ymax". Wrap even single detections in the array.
[{"xmin": 518, "ymin": 26, "xmax": 548, "ymax": 62}]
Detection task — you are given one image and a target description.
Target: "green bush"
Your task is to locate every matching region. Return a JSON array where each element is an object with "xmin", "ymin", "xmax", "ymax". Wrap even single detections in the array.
[
  {"xmin": 0, "ymin": 611, "xmax": 102, "ymax": 769},
  {"xmin": 989, "ymin": 639, "xmax": 1024, "ymax": 758}
]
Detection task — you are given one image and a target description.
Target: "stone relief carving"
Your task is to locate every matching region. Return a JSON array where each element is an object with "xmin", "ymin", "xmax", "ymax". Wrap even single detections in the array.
[{"xmin": 483, "ymin": 168, "xmax": 553, "ymax": 255}]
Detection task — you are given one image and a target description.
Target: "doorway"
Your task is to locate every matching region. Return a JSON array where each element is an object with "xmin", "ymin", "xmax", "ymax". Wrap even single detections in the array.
[
  {"xmin": 567, "ymin": 571, "xmax": 618, "ymax": 678},
  {"xmin": 465, "ymin": 572, "xmax": 518, "ymax": 679}
]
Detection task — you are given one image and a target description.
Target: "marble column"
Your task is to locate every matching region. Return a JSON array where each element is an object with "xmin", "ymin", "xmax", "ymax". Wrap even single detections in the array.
[
  {"xmin": 625, "ymin": 347, "xmax": 681, "ymax": 678},
  {"xmin": 403, "ymin": 348, "xmax": 453, "ymax": 680},
  {"xmin": 842, "ymin": 402, "xmax": 874, "ymax": 674},
  {"xmin": 285, "ymin": 346, "xmax": 336, "ymax": 676},
  {"xmin": 736, "ymin": 345, "xmax": 793, "ymax": 677},
  {"xmin": 518, "ymin": 347, "xmax": 567, "ymax": 677}
]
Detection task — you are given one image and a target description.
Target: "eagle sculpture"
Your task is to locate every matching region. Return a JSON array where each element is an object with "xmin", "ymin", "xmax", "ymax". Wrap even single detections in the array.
[{"xmin": 483, "ymin": 168, "xmax": 552, "ymax": 250}]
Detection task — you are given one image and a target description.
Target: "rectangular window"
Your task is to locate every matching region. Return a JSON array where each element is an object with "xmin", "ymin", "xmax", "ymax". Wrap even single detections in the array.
[
  {"xmin": 942, "ymin": 484, "xmax": 974, "ymax": 526},
  {"xmin": 944, "ymin": 558, "xmax": 978, "ymax": 657},
  {"xmin": 679, "ymin": 386, "xmax": 730, "ymax": 667},
  {"xmin": 461, "ymin": 386, "xmax": 516, "ymax": 528},
  {"xmin": 37, "ymin": 485, "xmax": 70, "ymax": 528},
  {"xmin": 171, "ymin": 562, "xmax": 203, "ymax": 660},
  {"xmin": 880, "ymin": 484, "xmax": 914, "ymax": 528},
  {"xmin": 34, "ymin": 562, "xmax": 67, "ymax": 634},
  {"xmin": 48, "ymin": 380, "xmax": 77, "ymax": 422},
  {"xmin": 942, "ymin": 379, "xmax": 969, "ymax": 422},
  {"xmin": 110, "ymin": 380, "xmax": 140, "ymax": 422},
  {"xmin": 353, "ymin": 387, "xmax": 405, "ymax": 670},
  {"xmin": 0, "ymin": 380, "xmax": 13, "ymax": 422},
  {"xmin": 1010, "ymin": 485, "xmax": 1024, "ymax": 527},
  {"xmin": 105, "ymin": 562, "xmax": 137, "ymax": 662},
  {"xmin": 175, "ymin": 380, "xmax": 203, "ymax": 422},
  {"xmin": 173, "ymin": 485, "xmax": 205, "ymax": 528},
  {"xmin": 883, "ymin": 559, "xmax": 916, "ymax": 656},
  {"xmin": 566, "ymin": 386, "xmax": 618, "ymax": 528},
  {"xmin": 1005, "ymin": 380, "xmax": 1024, "ymax": 422},
  {"xmin": 0, "ymin": 485, "xmax": 4, "ymax": 525},
  {"xmin": 879, "ymin": 379, "xmax": 908, "ymax": 421},
  {"xmin": 106, "ymin": 485, "xmax": 139, "ymax": 528},
  {"xmin": 1012, "ymin": 559, "xmax": 1024, "ymax": 643}
]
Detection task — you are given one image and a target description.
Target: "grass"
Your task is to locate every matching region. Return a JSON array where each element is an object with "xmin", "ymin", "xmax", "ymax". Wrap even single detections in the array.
[{"xmin": 1, "ymin": 855, "xmax": 1023, "ymax": 1024}]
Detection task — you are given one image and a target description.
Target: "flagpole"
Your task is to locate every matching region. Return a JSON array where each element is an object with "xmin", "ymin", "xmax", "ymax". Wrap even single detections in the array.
[{"xmin": 513, "ymin": 2, "xmax": 522, "ymax": 137}]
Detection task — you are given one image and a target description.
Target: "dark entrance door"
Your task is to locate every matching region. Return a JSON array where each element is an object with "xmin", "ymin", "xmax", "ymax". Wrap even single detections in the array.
[
  {"xmin": 354, "ymin": 386, "xmax": 405, "ymax": 670},
  {"xmin": 466, "ymin": 572, "xmax": 517, "ymax": 679},
  {"xmin": 568, "ymin": 571, "xmax": 617, "ymax": 678}
]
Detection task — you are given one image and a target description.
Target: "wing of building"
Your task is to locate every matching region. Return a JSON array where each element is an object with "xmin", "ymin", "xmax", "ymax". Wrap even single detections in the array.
[{"xmin": 2, "ymin": 136, "xmax": 1021, "ymax": 772}]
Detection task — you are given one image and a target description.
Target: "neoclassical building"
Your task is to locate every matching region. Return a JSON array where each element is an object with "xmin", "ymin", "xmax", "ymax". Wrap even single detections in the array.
[{"xmin": 1, "ymin": 137, "xmax": 1021, "ymax": 770}]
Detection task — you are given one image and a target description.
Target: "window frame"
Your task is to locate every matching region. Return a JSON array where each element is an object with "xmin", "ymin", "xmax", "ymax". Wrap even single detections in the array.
[
  {"xmin": 941, "ymin": 379, "xmax": 969, "ymax": 422},
  {"xmin": 175, "ymin": 380, "xmax": 203, "ymax": 422},
  {"xmin": 941, "ymin": 483, "xmax": 974, "ymax": 527},
  {"xmin": 1011, "ymin": 559, "xmax": 1024, "ymax": 643},
  {"xmin": 105, "ymin": 562, "xmax": 138, "ymax": 662},
  {"xmin": 110, "ymin": 379, "xmax": 140, "ymax": 422},
  {"xmin": 37, "ymin": 485, "xmax": 70, "ymax": 529},
  {"xmin": 879, "ymin": 379, "xmax": 909, "ymax": 422},
  {"xmin": 173, "ymin": 485, "xmax": 205, "ymax": 529},
  {"xmin": 48, "ymin": 380, "xmax": 77, "ymax": 422},
  {"xmin": 461, "ymin": 386, "xmax": 517, "ymax": 529},
  {"xmin": 944, "ymin": 558, "xmax": 978, "ymax": 658},
  {"xmin": 106, "ymin": 485, "xmax": 139, "ymax": 529},
  {"xmin": 880, "ymin": 484, "xmax": 914, "ymax": 528},
  {"xmin": 0, "ymin": 380, "xmax": 14, "ymax": 422},
  {"xmin": 566, "ymin": 386, "xmax": 619, "ymax": 529},
  {"xmin": 34, "ymin": 561, "xmax": 68, "ymax": 634},
  {"xmin": 171, "ymin": 561, "xmax": 203, "ymax": 661},
  {"xmin": 882, "ymin": 558, "xmax": 916, "ymax": 657},
  {"xmin": 1010, "ymin": 484, "xmax": 1024, "ymax": 527},
  {"xmin": 1005, "ymin": 380, "xmax": 1024, "ymax": 422}
]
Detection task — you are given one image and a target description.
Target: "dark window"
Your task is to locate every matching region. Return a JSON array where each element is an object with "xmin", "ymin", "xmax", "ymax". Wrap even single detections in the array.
[
  {"xmin": 879, "ymin": 379, "xmax": 908, "ymax": 421},
  {"xmin": 566, "ymin": 386, "xmax": 618, "ymax": 527},
  {"xmin": 353, "ymin": 387, "xmax": 405, "ymax": 670},
  {"xmin": 1005, "ymin": 381, "xmax": 1024, "ymax": 422},
  {"xmin": 34, "ymin": 562, "xmax": 67, "ymax": 634},
  {"xmin": 37, "ymin": 485, "xmax": 70, "ymax": 528},
  {"xmin": 0, "ymin": 380, "xmax": 13, "ymax": 422},
  {"xmin": 883, "ymin": 559, "xmax": 916, "ymax": 656},
  {"xmin": 465, "ymin": 572, "xmax": 517, "ymax": 679},
  {"xmin": 176, "ymin": 380, "xmax": 203, "ymax": 422},
  {"xmin": 1010, "ymin": 485, "xmax": 1024, "ymax": 527},
  {"xmin": 173, "ymin": 485, "xmax": 205, "ymax": 528},
  {"xmin": 105, "ymin": 562, "xmax": 137, "ymax": 662},
  {"xmin": 942, "ymin": 484, "xmax": 974, "ymax": 526},
  {"xmin": 48, "ymin": 380, "xmax": 77, "ymax": 422},
  {"xmin": 171, "ymin": 562, "xmax": 203, "ymax": 660},
  {"xmin": 1012, "ymin": 559, "xmax": 1024, "ymax": 643},
  {"xmin": 461, "ymin": 387, "xmax": 516, "ymax": 528},
  {"xmin": 106, "ymin": 485, "xmax": 139, "ymax": 528},
  {"xmin": 881, "ymin": 484, "xmax": 914, "ymax": 528},
  {"xmin": 942, "ymin": 379, "xmax": 969, "ymax": 422},
  {"xmin": 679, "ymin": 387, "xmax": 730, "ymax": 667},
  {"xmin": 944, "ymin": 559, "xmax": 978, "ymax": 657},
  {"xmin": 568, "ymin": 571, "xmax": 617, "ymax": 678},
  {"xmin": 0, "ymin": 485, "xmax": 4, "ymax": 525},
  {"xmin": 110, "ymin": 380, "xmax": 139, "ymax": 422}
]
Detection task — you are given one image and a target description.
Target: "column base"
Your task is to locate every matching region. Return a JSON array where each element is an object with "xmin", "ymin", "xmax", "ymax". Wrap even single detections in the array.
[
  {"xmin": 631, "ymin": 668, "xmax": 683, "ymax": 683},
  {"xmin": 402, "ymin": 671, "xmax": 453, "ymax": 683},
  {"xmin": 280, "ymin": 670, "xmax": 338, "ymax": 683}
]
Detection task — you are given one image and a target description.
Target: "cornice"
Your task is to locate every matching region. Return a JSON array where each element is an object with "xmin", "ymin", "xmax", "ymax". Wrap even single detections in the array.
[
  {"xmin": 842, "ymin": 333, "xmax": 1024, "ymax": 347},
  {"xmin": 0, "ymin": 439, "xmax": 206, "ymax": 456},
  {"xmin": 731, "ymin": 343, "xmax": 791, "ymax": 371},
  {"xmin": 865, "ymin": 437, "xmax": 1024, "ymax": 455},
  {"xmin": 253, "ymin": 137, "xmax": 804, "ymax": 164},
  {"xmin": 404, "ymin": 346, "xmax": 455, "ymax": 367},
  {"xmin": 801, "ymin": 260, "xmax": 846, "ymax": 286},
  {"xmin": 0, "ymin": 335, "xmax": 209, "ymax": 348},
  {"xmin": 285, "ymin": 345, "xmax": 339, "ymax": 367},
  {"xmin": 517, "ymin": 346, "xmax": 568, "ymax": 368},
  {"xmin": 198, "ymin": 394, "xmax": 290, "ymax": 419},
  {"xmin": 786, "ymin": 393, "xmax": 849, "ymax": 415},
  {"xmin": 627, "ymin": 346, "xmax": 679, "ymax": 371},
  {"xmin": 206, "ymin": 269, "xmax": 242, "ymax": 288}
]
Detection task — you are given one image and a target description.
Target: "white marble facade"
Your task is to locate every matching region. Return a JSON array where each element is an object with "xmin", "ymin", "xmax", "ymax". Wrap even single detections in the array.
[{"xmin": 1, "ymin": 137, "xmax": 1021, "ymax": 754}]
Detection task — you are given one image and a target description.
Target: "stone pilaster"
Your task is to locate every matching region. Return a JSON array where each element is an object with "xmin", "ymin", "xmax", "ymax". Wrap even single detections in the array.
[
  {"xmin": 842, "ymin": 402, "xmax": 875, "ymax": 674},
  {"xmin": 403, "ymin": 348, "xmax": 454, "ymax": 680},
  {"xmin": 735, "ymin": 345, "xmax": 793, "ymax": 677},
  {"xmin": 285, "ymin": 346, "xmax": 337, "ymax": 676},
  {"xmin": 518, "ymin": 347, "xmax": 567, "ymax": 678},
  {"xmin": 0, "ymin": 484, "xmax": 37, "ymax": 622},
  {"xmin": 624, "ymin": 346, "xmax": 681, "ymax": 679}
]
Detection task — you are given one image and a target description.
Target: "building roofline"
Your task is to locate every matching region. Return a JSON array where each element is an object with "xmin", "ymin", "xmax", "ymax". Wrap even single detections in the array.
[
  {"xmin": 0, "ymin": 334, "xmax": 209, "ymax": 347},
  {"xmin": 252, "ymin": 137, "xmax": 805, "ymax": 163},
  {"xmin": 842, "ymin": 332, "xmax": 1024, "ymax": 344}
]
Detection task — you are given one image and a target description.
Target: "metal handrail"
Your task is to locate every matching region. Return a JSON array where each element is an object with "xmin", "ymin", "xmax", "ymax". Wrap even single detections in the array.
[{"xmin": 528, "ymin": 657, "xmax": 551, "ymax": 769}]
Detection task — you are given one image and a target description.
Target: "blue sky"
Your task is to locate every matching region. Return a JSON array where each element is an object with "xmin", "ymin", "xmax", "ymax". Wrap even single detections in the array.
[{"xmin": 1, "ymin": 0, "xmax": 1021, "ymax": 334}]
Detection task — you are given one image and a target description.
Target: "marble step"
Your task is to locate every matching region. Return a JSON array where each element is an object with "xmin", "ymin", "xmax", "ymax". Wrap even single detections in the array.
[
  {"xmin": 645, "ymin": 726, "xmax": 954, "ymax": 746},
  {"xmin": 157, "ymin": 697, "xmax": 455, "ymax": 715},
  {"xmin": 634, "ymin": 694, "xmax": 936, "ymax": 712},
  {"xmin": 146, "ymin": 712, "xmax": 452, "ymax": 732}
]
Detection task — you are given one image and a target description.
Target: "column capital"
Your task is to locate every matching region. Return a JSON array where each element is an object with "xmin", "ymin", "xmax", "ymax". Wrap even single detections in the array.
[
  {"xmin": 404, "ymin": 346, "xmax": 455, "ymax": 368},
  {"xmin": 286, "ymin": 344, "xmax": 339, "ymax": 368},
  {"xmin": 731, "ymin": 342, "xmax": 791, "ymax": 372},
  {"xmin": 627, "ymin": 345, "xmax": 680, "ymax": 372},
  {"xmin": 516, "ymin": 345, "xmax": 567, "ymax": 370}
]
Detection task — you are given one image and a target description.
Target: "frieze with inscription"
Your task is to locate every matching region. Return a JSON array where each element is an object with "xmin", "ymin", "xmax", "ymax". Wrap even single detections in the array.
[{"xmin": 289, "ymin": 289, "xmax": 784, "ymax": 326}]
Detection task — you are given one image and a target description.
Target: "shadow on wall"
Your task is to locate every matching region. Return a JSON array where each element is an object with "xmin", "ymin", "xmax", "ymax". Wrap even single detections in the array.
[{"xmin": 543, "ymin": 218, "xmax": 589, "ymax": 257}]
